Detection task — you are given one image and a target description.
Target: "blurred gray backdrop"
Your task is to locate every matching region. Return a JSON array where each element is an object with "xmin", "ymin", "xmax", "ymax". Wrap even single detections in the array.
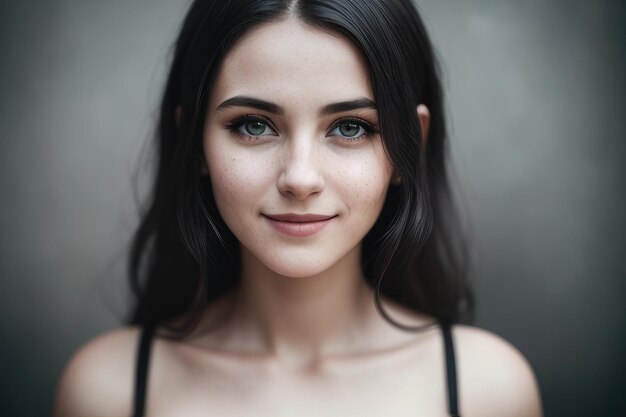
[{"xmin": 1, "ymin": 0, "xmax": 624, "ymax": 415}]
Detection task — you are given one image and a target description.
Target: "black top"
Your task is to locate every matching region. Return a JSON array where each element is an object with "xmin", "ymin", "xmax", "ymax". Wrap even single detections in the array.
[
  {"xmin": 441, "ymin": 322, "xmax": 460, "ymax": 417},
  {"xmin": 132, "ymin": 322, "xmax": 460, "ymax": 417},
  {"xmin": 133, "ymin": 325, "xmax": 154, "ymax": 417}
]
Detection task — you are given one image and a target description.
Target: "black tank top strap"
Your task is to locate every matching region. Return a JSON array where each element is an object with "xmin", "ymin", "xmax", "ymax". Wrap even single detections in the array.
[
  {"xmin": 441, "ymin": 321, "xmax": 461, "ymax": 417},
  {"xmin": 131, "ymin": 324, "xmax": 459, "ymax": 416},
  {"xmin": 133, "ymin": 325, "xmax": 155, "ymax": 417}
]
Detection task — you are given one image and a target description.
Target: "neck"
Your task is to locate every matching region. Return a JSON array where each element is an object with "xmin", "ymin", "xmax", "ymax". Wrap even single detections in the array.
[{"xmin": 226, "ymin": 245, "xmax": 381, "ymax": 366}]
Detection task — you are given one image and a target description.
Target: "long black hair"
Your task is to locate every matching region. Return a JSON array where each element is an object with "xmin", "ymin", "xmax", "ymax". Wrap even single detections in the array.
[{"xmin": 129, "ymin": 0, "xmax": 473, "ymax": 331}]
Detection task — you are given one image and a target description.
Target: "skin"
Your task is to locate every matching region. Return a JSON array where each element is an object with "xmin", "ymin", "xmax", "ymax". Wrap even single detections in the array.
[{"xmin": 53, "ymin": 18, "xmax": 542, "ymax": 417}]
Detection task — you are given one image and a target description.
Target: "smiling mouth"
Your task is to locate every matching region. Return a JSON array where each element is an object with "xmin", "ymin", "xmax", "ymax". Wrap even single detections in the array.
[{"xmin": 262, "ymin": 213, "xmax": 337, "ymax": 237}]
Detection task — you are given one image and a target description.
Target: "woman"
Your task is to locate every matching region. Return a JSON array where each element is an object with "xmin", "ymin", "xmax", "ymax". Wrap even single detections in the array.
[{"xmin": 54, "ymin": 0, "xmax": 543, "ymax": 416}]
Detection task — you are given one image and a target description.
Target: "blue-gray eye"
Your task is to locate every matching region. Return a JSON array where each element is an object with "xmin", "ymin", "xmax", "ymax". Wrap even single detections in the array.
[
  {"xmin": 329, "ymin": 120, "xmax": 371, "ymax": 139},
  {"xmin": 241, "ymin": 120, "xmax": 272, "ymax": 136},
  {"xmin": 338, "ymin": 122, "xmax": 363, "ymax": 137}
]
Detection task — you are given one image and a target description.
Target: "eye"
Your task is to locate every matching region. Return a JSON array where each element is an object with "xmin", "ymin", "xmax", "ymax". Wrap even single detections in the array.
[
  {"xmin": 335, "ymin": 122, "xmax": 364, "ymax": 138},
  {"xmin": 328, "ymin": 118, "xmax": 377, "ymax": 142},
  {"xmin": 227, "ymin": 115, "xmax": 278, "ymax": 140},
  {"xmin": 240, "ymin": 120, "xmax": 273, "ymax": 136}
]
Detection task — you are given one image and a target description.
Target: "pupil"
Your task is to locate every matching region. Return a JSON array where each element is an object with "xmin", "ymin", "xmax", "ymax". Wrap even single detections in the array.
[
  {"xmin": 340, "ymin": 123, "xmax": 360, "ymax": 137},
  {"xmin": 246, "ymin": 121, "xmax": 266, "ymax": 135}
]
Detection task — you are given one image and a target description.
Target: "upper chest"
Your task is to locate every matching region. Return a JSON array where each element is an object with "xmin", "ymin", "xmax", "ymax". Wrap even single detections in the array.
[{"xmin": 144, "ymin": 336, "xmax": 452, "ymax": 417}]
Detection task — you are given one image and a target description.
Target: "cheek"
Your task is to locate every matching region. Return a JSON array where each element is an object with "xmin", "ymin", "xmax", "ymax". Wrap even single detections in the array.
[
  {"xmin": 205, "ymin": 147, "xmax": 274, "ymax": 214},
  {"xmin": 332, "ymin": 165, "xmax": 391, "ymax": 248},
  {"xmin": 333, "ymin": 148, "xmax": 393, "ymax": 208}
]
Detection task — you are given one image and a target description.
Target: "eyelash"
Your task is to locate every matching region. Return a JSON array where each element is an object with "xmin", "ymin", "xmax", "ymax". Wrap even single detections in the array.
[
  {"xmin": 226, "ymin": 115, "xmax": 278, "ymax": 141},
  {"xmin": 225, "ymin": 115, "xmax": 379, "ymax": 143},
  {"xmin": 328, "ymin": 117, "xmax": 378, "ymax": 142}
]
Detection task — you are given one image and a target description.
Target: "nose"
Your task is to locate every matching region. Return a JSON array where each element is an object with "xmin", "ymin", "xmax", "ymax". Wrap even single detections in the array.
[{"xmin": 277, "ymin": 139, "xmax": 325, "ymax": 200}]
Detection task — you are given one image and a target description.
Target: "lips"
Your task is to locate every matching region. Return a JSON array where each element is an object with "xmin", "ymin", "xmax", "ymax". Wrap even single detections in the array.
[
  {"xmin": 262, "ymin": 213, "xmax": 336, "ymax": 237},
  {"xmin": 263, "ymin": 213, "xmax": 335, "ymax": 222}
]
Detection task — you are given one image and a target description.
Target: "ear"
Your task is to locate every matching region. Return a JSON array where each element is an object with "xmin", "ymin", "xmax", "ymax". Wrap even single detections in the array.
[{"xmin": 417, "ymin": 104, "xmax": 430, "ymax": 147}]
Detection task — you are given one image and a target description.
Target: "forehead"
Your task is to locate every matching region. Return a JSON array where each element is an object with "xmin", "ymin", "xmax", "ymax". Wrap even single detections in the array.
[{"xmin": 210, "ymin": 18, "xmax": 374, "ymax": 107}]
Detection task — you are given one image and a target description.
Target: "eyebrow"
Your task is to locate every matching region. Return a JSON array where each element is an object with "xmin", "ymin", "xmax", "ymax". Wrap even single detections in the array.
[
  {"xmin": 216, "ymin": 96, "xmax": 283, "ymax": 115},
  {"xmin": 216, "ymin": 95, "xmax": 377, "ymax": 116}
]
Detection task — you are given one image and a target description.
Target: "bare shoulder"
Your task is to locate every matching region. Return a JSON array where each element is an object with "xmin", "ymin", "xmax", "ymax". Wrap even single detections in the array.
[
  {"xmin": 52, "ymin": 327, "xmax": 141, "ymax": 417},
  {"xmin": 451, "ymin": 324, "xmax": 543, "ymax": 417}
]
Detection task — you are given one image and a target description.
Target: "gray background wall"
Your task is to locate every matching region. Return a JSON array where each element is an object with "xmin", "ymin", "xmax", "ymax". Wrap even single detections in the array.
[{"xmin": 1, "ymin": 0, "xmax": 624, "ymax": 415}]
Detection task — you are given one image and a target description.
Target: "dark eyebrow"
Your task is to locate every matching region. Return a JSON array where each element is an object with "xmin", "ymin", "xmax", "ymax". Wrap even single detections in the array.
[
  {"xmin": 319, "ymin": 98, "xmax": 377, "ymax": 116},
  {"xmin": 215, "ymin": 95, "xmax": 377, "ymax": 116},
  {"xmin": 216, "ymin": 96, "xmax": 284, "ymax": 115}
]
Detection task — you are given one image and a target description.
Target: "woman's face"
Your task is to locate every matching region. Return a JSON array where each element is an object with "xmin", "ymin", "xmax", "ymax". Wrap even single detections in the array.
[{"xmin": 203, "ymin": 18, "xmax": 394, "ymax": 278}]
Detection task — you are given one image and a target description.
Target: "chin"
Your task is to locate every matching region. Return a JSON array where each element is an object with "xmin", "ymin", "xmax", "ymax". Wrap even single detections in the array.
[
  {"xmin": 266, "ymin": 262, "xmax": 332, "ymax": 279},
  {"xmin": 257, "ymin": 252, "xmax": 340, "ymax": 279}
]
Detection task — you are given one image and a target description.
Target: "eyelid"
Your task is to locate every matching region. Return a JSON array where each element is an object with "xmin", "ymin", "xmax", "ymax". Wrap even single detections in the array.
[
  {"xmin": 326, "ymin": 117, "xmax": 379, "ymax": 138},
  {"xmin": 226, "ymin": 114, "xmax": 279, "ymax": 137},
  {"xmin": 225, "ymin": 114, "xmax": 378, "ymax": 142},
  {"xmin": 231, "ymin": 114, "xmax": 277, "ymax": 130}
]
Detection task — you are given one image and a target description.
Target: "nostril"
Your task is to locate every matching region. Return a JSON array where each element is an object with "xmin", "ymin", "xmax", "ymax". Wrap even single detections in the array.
[
  {"xmin": 276, "ymin": 141, "xmax": 325, "ymax": 199},
  {"xmin": 277, "ymin": 167, "xmax": 325, "ymax": 200}
]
